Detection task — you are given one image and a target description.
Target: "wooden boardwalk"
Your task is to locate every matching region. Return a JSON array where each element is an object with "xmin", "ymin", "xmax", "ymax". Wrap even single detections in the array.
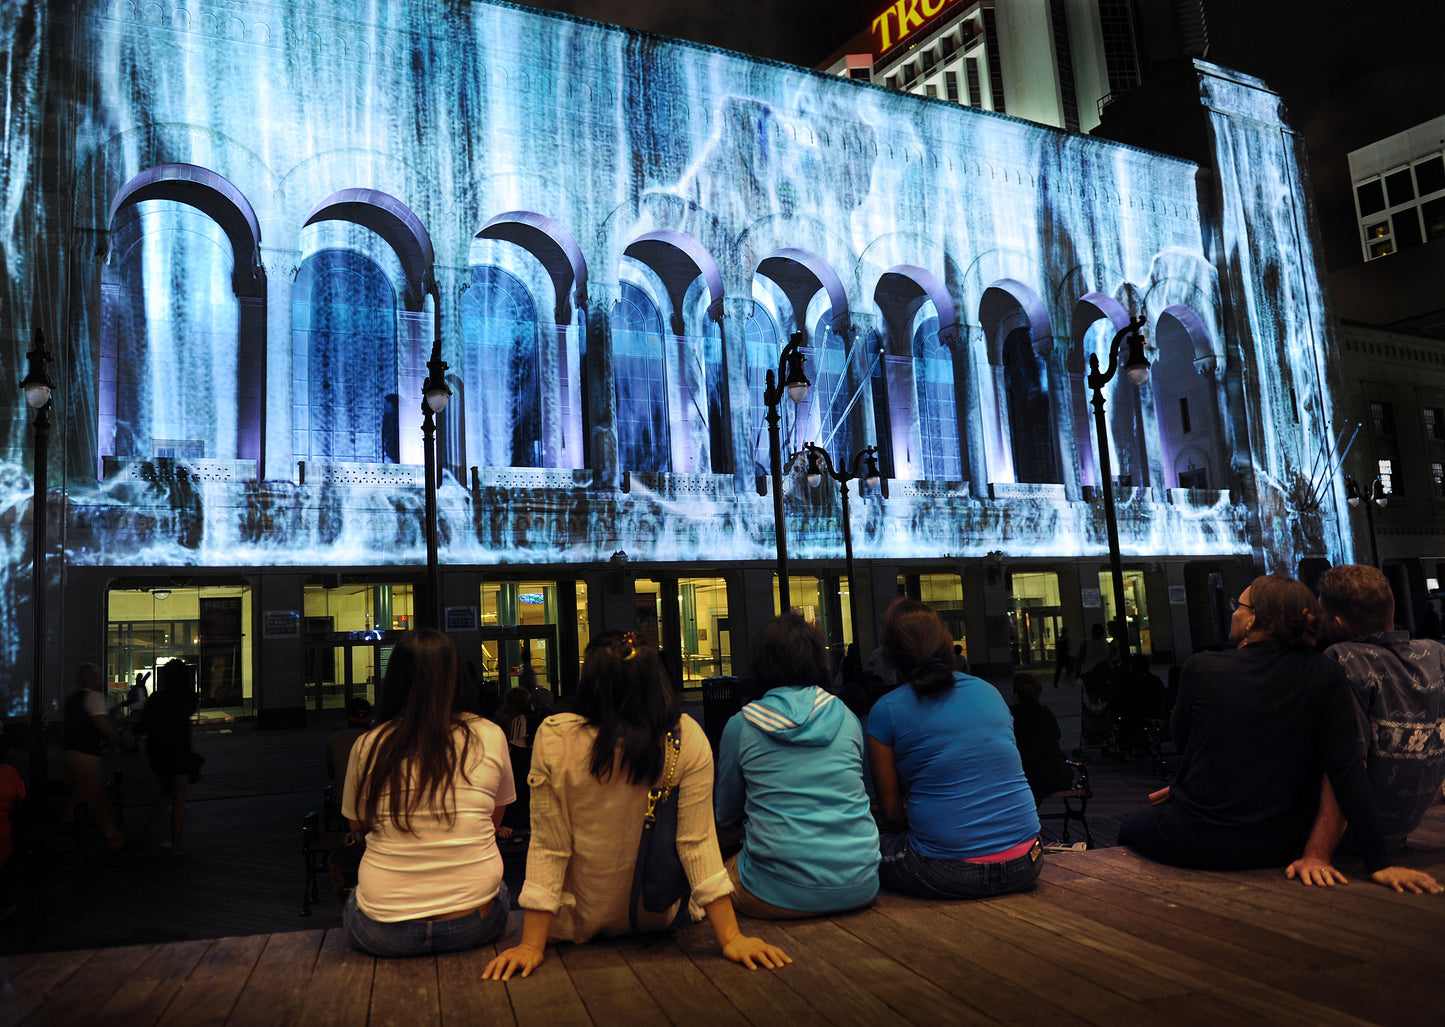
[{"xmin": 4, "ymin": 820, "xmax": 1443, "ymax": 1027}]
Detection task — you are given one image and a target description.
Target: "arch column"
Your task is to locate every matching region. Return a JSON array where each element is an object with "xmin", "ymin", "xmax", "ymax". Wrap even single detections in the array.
[
  {"xmin": 719, "ymin": 296, "xmax": 756, "ymax": 492},
  {"xmin": 1047, "ymin": 340, "xmax": 1083, "ymax": 501},
  {"xmin": 584, "ymin": 283, "xmax": 620, "ymax": 487},
  {"xmin": 259, "ymin": 245, "xmax": 299, "ymax": 482}
]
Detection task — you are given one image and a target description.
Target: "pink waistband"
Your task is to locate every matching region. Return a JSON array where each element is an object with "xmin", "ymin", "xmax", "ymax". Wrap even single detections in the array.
[{"xmin": 965, "ymin": 837, "xmax": 1039, "ymax": 864}]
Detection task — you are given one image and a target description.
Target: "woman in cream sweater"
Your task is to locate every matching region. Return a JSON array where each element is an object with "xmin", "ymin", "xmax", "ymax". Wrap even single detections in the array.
[{"xmin": 484, "ymin": 632, "xmax": 789, "ymax": 979}]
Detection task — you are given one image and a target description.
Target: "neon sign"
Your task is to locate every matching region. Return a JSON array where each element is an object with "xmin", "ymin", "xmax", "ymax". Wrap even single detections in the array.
[{"xmin": 871, "ymin": 0, "xmax": 962, "ymax": 56}]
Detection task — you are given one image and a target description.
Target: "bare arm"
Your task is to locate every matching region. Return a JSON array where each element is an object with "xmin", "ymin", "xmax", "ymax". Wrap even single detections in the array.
[
  {"xmin": 701, "ymin": 895, "xmax": 791, "ymax": 969},
  {"xmin": 1286, "ymin": 776, "xmax": 1349, "ymax": 886},
  {"xmin": 483, "ymin": 909, "xmax": 554, "ymax": 980},
  {"xmin": 867, "ymin": 736, "xmax": 907, "ymax": 832}
]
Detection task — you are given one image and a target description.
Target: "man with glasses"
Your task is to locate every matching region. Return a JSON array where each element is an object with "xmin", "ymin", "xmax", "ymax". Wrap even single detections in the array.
[{"xmin": 1286, "ymin": 565, "xmax": 1445, "ymax": 886}]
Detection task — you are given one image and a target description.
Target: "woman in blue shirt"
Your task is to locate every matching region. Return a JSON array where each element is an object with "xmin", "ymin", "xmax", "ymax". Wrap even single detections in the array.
[{"xmin": 868, "ymin": 598, "xmax": 1042, "ymax": 898}]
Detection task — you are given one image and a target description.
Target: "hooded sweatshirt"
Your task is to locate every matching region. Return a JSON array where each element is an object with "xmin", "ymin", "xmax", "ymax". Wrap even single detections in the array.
[{"xmin": 714, "ymin": 686, "xmax": 880, "ymax": 913}]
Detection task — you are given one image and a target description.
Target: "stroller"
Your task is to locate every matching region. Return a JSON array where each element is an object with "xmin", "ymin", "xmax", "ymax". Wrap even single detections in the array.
[{"xmin": 1076, "ymin": 662, "xmax": 1124, "ymax": 761}]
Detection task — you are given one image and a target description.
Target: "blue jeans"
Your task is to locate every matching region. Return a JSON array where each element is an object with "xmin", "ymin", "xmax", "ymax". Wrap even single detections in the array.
[
  {"xmin": 879, "ymin": 833, "xmax": 1042, "ymax": 899},
  {"xmin": 344, "ymin": 883, "xmax": 510, "ymax": 957}
]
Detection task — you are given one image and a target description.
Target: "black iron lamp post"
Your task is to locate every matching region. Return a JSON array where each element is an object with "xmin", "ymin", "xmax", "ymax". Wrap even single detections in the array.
[
  {"xmin": 420, "ymin": 335, "xmax": 452, "ymax": 630},
  {"xmin": 1344, "ymin": 474, "xmax": 1389, "ymax": 567},
  {"xmin": 804, "ymin": 442, "xmax": 881, "ymax": 651},
  {"xmin": 1087, "ymin": 314, "xmax": 1149, "ymax": 673},
  {"xmin": 763, "ymin": 330, "xmax": 811, "ymax": 613},
  {"xmin": 20, "ymin": 330, "xmax": 55, "ymax": 793}
]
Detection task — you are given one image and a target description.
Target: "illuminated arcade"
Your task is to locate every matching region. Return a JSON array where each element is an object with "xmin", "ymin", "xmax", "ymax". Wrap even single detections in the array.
[{"xmin": 1, "ymin": 0, "xmax": 1351, "ymax": 722}]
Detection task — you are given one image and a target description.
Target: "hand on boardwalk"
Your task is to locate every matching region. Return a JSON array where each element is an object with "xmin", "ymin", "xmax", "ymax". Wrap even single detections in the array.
[
  {"xmin": 1285, "ymin": 856, "xmax": 1347, "ymax": 887},
  {"xmin": 1369, "ymin": 867, "xmax": 1445, "ymax": 894},
  {"xmin": 483, "ymin": 943, "xmax": 546, "ymax": 980},
  {"xmin": 722, "ymin": 934, "xmax": 792, "ymax": 970}
]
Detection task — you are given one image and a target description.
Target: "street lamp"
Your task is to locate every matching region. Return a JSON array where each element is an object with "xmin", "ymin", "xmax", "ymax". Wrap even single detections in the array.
[
  {"xmin": 420, "ymin": 334, "xmax": 451, "ymax": 630},
  {"xmin": 1087, "ymin": 314, "xmax": 1149, "ymax": 675},
  {"xmin": 1344, "ymin": 474, "xmax": 1389, "ymax": 567},
  {"xmin": 20, "ymin": 329, "xmax": 55, "ymax": 794},
  {"xmin": 763, "ymin": 331, "xmax": 811, "ymax": 613},
  {"xmin": 804, "ymin": 442, "xmax": 881, "ymax": 653}
]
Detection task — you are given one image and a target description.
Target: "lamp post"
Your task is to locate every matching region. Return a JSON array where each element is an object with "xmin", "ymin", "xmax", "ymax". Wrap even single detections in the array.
[
  {"xmin": 1344, "ymin": 474, "xmax": 1389, "ymax": 567},
  {"xmin": 420, "ymin": 334, "xmax": 451, "ymax": 630},
  {"xmin": 20, "ymin": 330, "xmax": 55, "ymax": 794},
  {"xmin": 763, "ymin": 331, "xmax": 811, "ymax": 613},
  {"xmin": 804, "ymin": 442, "xmax": 881, "ymax": 652},
  {"xmin": 1087, "ymin": 314, "xmax": 1149, "ymax": 674}
]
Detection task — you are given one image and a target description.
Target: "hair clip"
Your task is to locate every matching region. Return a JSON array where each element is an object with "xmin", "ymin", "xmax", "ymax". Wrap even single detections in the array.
[{"xmin": 621, "ymin": 631, "xmax": 640, "ymax": 660}]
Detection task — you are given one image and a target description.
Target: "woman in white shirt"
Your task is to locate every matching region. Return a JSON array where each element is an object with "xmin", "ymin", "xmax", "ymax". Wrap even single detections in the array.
[
  {"xmin": 483, "ymin": 631, "xmax": 789, "ymax": 979},
  {"xmin": 342, "ymin": 629, "xmax": 515, "ymax": 956}
]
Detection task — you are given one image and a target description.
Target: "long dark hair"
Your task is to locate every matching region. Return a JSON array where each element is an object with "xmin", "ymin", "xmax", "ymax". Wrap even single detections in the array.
[
  {"xmin": 749, "ymin": 612, "xmax": 829, "ymax": 698},
  {"xmin": 882, "ymin": 597, "xmax": 956, "ymax": 698},
  {"xmin": 575, "ymin": 631, "xmax": 680, "ymax": 786},
  {"xmin": 356, "ymin": 629, "xmax": 475, "ymax": 834}
]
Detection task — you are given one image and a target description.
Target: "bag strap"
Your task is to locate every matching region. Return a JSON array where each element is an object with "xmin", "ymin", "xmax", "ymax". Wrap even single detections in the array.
[{"xmin": 630, "ymin": 724, "xmax": 683, "ymax": 932}]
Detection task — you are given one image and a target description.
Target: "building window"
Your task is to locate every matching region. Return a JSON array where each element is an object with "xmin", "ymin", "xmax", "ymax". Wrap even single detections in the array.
[
  {"xmin": 1179, "ymin": 397, "xmax": 1192, "ymax": 434},
  {"xmin": 1355, "ymin": 149, "xmax": 1445, "ymax": 260},
  {"xmin": 1177, "ymin": 466, "xmax": 1208, "ymax": 489},
  {"xmin": 966, "ymin": 58, "xmax": 982, "ymax": 108},
  {"xmin": 1371, "ymin": 401, "xmax": 1395, "ymax": 437},
  {"xmin": 1425, "ymin": 407, "xmax": 1445, "ymax": 440},
  {"xmin": 945, "ymin": 68, "xmax": 960, "ymax": 102},
  {"xmin": 1379, "ymin": 458, "xmax": 1394, "ymax": 494},
  {"xmin": 1433, "ymin": 461, "xmax": 1445, "ymax": 497}
]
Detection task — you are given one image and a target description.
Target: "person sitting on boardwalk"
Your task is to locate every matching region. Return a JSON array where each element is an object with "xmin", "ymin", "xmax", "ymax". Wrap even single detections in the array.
[
  {"xmin": 1286, "ymin": 564, "xmax": 1445, "ymax": 886},
  {"xmin": 1010, "ymin": 672, "xmax": 1074, "ymax": 803},
  {"xmin": 1119, "ymin": 574, "xmax": 1441, "ymax": 893},
  {"xmin": 341, "ymin": 629, "xmax": 516, "ymax": 956},
  {"xmin": 713, "ymin": 613, "xmax": 879, "ymax": 919},
  {"xmin": 867, "ymin": 599, "xmax": 1043, "ymax": 899},
  {"xmin": 484, "ymin": 631, "xmax": 790, "ymax": 979}
]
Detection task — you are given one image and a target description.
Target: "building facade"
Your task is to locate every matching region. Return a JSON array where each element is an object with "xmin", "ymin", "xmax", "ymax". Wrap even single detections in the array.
[{"xmin": 1, "ymin": 0, "xmax": 1348, "ymax": 723}]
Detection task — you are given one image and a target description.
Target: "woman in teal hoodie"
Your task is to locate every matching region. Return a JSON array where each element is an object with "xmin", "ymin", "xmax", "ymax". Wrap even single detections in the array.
[{"xmin": 714, "ymin": 614, "xmax": 880, "ymax": 918}]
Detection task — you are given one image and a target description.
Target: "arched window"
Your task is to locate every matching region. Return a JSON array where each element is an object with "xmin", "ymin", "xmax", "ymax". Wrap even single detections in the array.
[
  {"xmin": 293, "ymin": 250, "xmax": 398, "ymax": 464},
  {"xmin": 105, "ymin": 201, "xmax": 240, "ymax": 463},
  {"xmin": 461, "ymin": 266, "xmax": 541, "ymax": 467},
  {"xmin": 912, "ymin": 315, "xmax": 962, "ymax": 480},
  {"xmin": 806, "ymin": 313, "xmax": 859, "ymax": 461},
  {"xmin": 1002, "ymin": 327, "xmax": 1057, "ymax": 483},
  {"xmin": 745, "ymin": 300, "xmax": 784, "ymax": 476},
  {"xmin": 612, "ymin": 282, "xmax": 670, "ymax": 471}
]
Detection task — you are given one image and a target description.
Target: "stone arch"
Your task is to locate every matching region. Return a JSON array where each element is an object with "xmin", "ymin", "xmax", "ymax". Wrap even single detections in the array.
[
  {"xmin": 476, "ymin": 211, "xmax": 588, "ymax": 324},
  {"xmin": 304, "ymin": 188, "xmax": 435, "ymax": 311}
]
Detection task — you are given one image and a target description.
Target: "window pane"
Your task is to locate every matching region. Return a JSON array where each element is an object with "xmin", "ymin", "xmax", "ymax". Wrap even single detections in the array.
[
  {"xmin": 1357, "ymin": 179, "xmax": 1386, "ymax": 216},
  {"xmin": 1394, "ymin": 210, "xmax": 1423, "ymax": 249},
  {"xmin": 1416, "ymin": 155, "xmax": 1445, "ymax": 196},
  {"xmin": 1386, "ymin": 168, "xmax": 1416, "ymax": 206},
  {"xmin": 1365, "ymin": 220, "xmax": 1389, "ymax": 240},
  {"xmin": 1370, "ymin": 238, "xmax": 1395, "ymax": 258},
  {"xmin": 1423, "ymin": 197, "xmax": 1445, "ymax": 240}
]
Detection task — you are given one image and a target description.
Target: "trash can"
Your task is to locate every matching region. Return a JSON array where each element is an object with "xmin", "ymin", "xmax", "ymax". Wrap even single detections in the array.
[{"xmin": 701, "ymin": 675, "xmax": 744, "ymax": 753}]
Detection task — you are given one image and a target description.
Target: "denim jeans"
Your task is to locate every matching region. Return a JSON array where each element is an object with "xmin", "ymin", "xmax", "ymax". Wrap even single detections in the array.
[
  {"xmin": 878, "ymin": 833, "xmax": 1042, "ymax": 899},
  {"xmin": 344, "ymin": 883, "xmax": 510, "ymax": 957}
]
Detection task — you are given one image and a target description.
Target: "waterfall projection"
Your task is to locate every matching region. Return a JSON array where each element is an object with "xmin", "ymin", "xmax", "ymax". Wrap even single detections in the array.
[{"xmin": 0, "ymin": 0, "xmax": 1348, "ymax": 711}]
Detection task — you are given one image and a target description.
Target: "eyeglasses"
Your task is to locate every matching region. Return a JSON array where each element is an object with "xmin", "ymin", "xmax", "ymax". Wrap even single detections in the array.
[{"xmin": 1229, "ymin": 597, "xmax": 1252, "ymax": 612}]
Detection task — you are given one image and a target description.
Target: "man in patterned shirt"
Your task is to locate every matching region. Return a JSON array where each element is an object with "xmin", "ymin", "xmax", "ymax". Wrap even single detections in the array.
[{"xmin": 1287, "ymin": 564, "xmax": 1445, "ymax": 886}]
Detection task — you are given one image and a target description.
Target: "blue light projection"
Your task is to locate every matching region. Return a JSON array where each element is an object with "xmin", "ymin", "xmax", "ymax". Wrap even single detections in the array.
[{"xmin": 0, "ymin": 1, "xmax": 1349, "ymax": 710}]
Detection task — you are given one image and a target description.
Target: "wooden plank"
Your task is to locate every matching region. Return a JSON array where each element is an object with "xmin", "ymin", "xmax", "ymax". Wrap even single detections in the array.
[
  {"xmin": 18, "ymin": 943, "xmax": 157, "ymax": 1027},
  {"xmin": 0, "ymin": 948, "xmax": 97, "ymax": 1027},
  {"xmin": 502, "ymin": 945, "xmax": 594, "ymax": 1027},
  {"xmin": 614, "ymin": 930, "xmax": 751, "ymax": 1027},
  {"xmin": 290, "ymin": 929, "xmax": 375, "ymax": 1027},
  {"xmin": 867, "ymin": 893, "xmax": 1145, "ymax": 1027},
  {"xmin": 672, "ymin": 917, "xmax": 831, "ymax": 1027},
  {"xmin": 0, "ymin": 953, "xmax": 37, "ymax": 986},
  {"xmin": 224, "ymin": 930, "xmax": 324, "ymax": 1027},
  {"xmin": 369, "ymin": 955, "xmax": 440, "ymax": 1027},
  {"xmin": 157, "ymin": 935, "xmax": 267, "ymax": 1027},
  {"xmin": 436, "ymin": 945, "xmax": 518, "ymax": 1027},
  {"xmin": 831, "ymin": 904, "xmax": 1081, "ymax": 1025},
  {"xmin": 992, "ymin": 880, "xmax": 1370, "ymax": 1026},
  {"xmin": 557, "ymin": 939, "xmax": 670, "ymax": 1026},
  {"xmin": 768, "ymin": 914, "xmax": 990, "ymax": 1027},
  {"xmin": 88, "ymin": 939, "xmax": 212, "ymax": 1026}
]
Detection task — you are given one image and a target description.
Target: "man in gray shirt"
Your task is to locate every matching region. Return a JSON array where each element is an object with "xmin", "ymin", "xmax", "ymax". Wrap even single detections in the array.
[{"xmin": 1288, "ymin": 565, "xmax": 1445, "ymax": 886}]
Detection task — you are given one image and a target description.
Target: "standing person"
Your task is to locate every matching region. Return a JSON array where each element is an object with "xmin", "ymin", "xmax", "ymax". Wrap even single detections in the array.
[
  {"xmin": 63, "ymin": 663, "xmax": 125, "ymax": 852},
  {"xmin": 1287, "ymin": 565, "xmax": 1445, "ymax": 885},
  {"xmin": 1077, "ymin": 624, "xmax": 1112, "ymax": 705},
  {"xmin": 484, "ymin": 631, "xmax": 790, "ymax": 980},
  {"xmin": 143, "ymin": 659, "xmax": 199, "ymax": 856},
  {"xmin": 500, "ymin": 686, "xmax": 533, "ymax": 837},
  {"xmin": 868, "ymin": 599, "xmax": 1043, "ymax": 899},
  {"xmin": 341, "ymin": 629, "xmax": 515, "ymax": 957},
  {"xmin": 1119, "ymin": 575, "xmax": 1440, "ymax": 893},
  {"xmin": 714, "ymin": 614, "xmax": 879, "ymax": 919},
  {"xmin": 1052, "ymin": 627, "xmax": 1073, "ymax": 689},
  {"xmin": 326, "ymin": 697, "xmax": 373, "ymax": 786}
]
